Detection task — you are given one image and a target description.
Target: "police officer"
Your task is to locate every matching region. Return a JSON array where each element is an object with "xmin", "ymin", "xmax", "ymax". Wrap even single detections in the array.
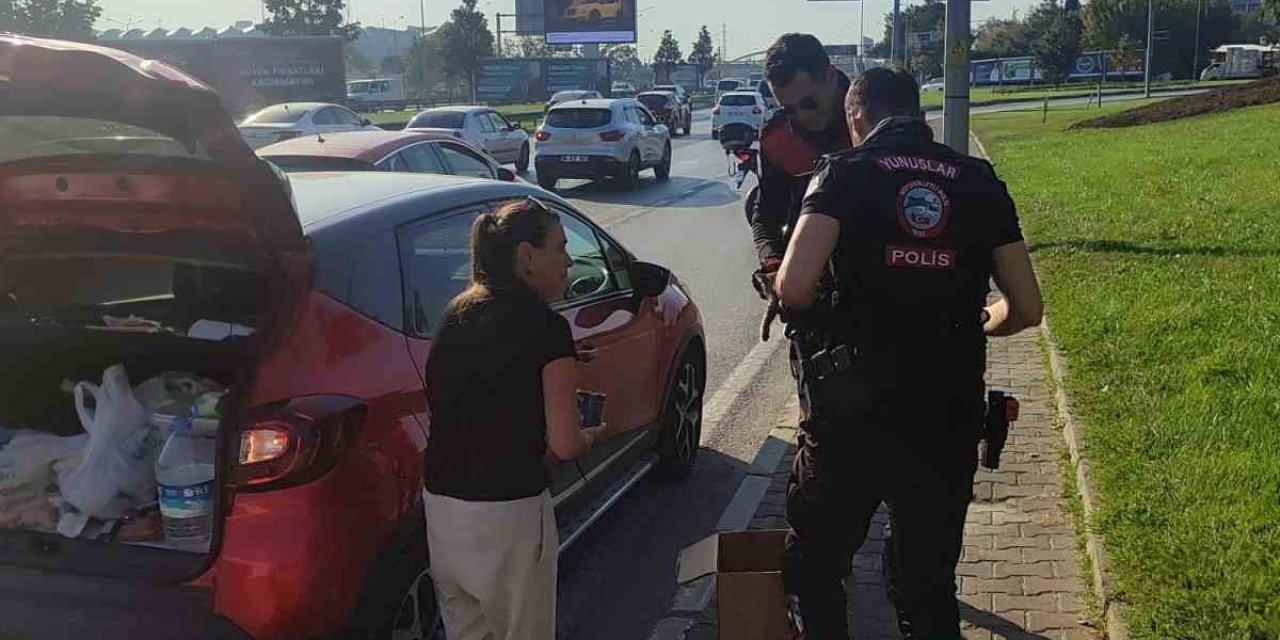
[
  {"xmin": 750, "ymin": 33, "xmax": 852, "ymax": 318},
  {"xmin": 773, "ymin": 68, "xmax": 1044, "ymax": 639}
]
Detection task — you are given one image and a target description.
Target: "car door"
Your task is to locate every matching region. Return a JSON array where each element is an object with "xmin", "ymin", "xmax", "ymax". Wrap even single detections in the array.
[
  {"xmin": 633, "ymin": 105, "xmax": 662, "ymax": 163},
  {"xmin": 435, "ymin": 141, "xmax": 499, "ymax": 180},
  {"xmin": 396, "ymin": 206, "xmax": 586, "ymax": 498},
  {"xmin": 550, "ymin": 204, "xmax": 661, "ymax": 479},
  {"xmin": 488, "ymin": 112, "xmax": 524, "ymax": 164},
  {"xmin": 471, "ymin": 111, "xmax": 503, "ymax": 159}
]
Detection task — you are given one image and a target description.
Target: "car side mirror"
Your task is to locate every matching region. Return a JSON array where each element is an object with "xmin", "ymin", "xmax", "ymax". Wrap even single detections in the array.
[
  {"xmin": 497, "ymin": 167, "xmax": 517, "ymax": 182},
  {"xmin": 631, "ymin": 261, "xmax": 671, "ymax": 298},
  {"xmin": 362, "ymin": 118, "xmax": 372, "ymax": 126}
]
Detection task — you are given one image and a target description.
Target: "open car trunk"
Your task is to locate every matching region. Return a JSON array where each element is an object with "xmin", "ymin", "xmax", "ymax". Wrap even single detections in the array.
[{"xmin": 0, "ymin": 252, "xmax": 278, "ymax": 578}]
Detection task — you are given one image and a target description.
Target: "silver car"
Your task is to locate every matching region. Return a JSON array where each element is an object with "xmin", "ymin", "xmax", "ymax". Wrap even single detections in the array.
[
  {"xmin": 406, "ymin": 106, "xmax": 532, "ymax": 172},
  {"xmin": 237, "ymin": 102, "xmax": 380, "ymax": 150},
  {"xmin": 533, "ymin": 98, "xmax": 672, "ymax": 191}
]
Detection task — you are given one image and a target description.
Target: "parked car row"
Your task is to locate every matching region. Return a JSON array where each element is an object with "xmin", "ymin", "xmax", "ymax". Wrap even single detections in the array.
[{"xmin": 1, "ymin": 34, "xmax": 706, "ymax": 640}]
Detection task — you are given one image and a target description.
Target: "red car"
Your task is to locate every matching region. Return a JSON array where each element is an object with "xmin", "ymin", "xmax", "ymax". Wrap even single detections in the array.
[
  {"xmin": 0, "ymin": 36, "xmax": 705, "ymax": 639},
  {"xmin": 257, "ymin": 130, "xmax": 522, "ymax": 182}
]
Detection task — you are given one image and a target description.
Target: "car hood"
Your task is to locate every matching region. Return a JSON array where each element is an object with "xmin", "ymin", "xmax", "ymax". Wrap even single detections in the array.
[{"xmin": 0, "ymin": 34, "xmax": 305, "ymax": 255}]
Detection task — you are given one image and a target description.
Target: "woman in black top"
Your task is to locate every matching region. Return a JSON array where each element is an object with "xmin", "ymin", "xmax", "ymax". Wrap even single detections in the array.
[{"xmin": 423, "ymin": 198, "xmax": 613, "ymax": 640}]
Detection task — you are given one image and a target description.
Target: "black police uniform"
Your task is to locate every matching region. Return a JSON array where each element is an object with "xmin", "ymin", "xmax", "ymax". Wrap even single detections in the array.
[
  {"xmin": 748, "ymin": 70, "xmax": 852, "ymax": 268},
  {"xmin": 782, "ymin": 116, "xmax": 1023, "ymax": 640}
]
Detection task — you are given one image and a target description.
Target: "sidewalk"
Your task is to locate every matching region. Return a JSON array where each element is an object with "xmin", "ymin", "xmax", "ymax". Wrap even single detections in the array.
[{"xmin": 681, "ymin": 326, "xmax": 1100, "ymax": 640}]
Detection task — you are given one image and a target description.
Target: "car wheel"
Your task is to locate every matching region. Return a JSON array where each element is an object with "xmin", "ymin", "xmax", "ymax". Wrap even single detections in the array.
[
  {"xmin": 537, "ymin": 173, "xmax": 557, "ymax": 191},
  {"xmin": 516, "ymin": 143, "xmax": 530, "ymax": 173},
  {"xmin": 656, "ymin": 348, "xmax": 705, "ymax": 479},
  {"xmin": 387, "ymin": 570, "xmax": 448, "ymax": 640},
  {"xmin": 682, "ymin": 113, "xmax": 692, "ymax": 136},
  {"xmin": 655, "ymin": 144, "xmax": 672, "ymax": 181},
  {"xmin": 620, "ymin": 151, "xmax": 641, "ymax": 190}
]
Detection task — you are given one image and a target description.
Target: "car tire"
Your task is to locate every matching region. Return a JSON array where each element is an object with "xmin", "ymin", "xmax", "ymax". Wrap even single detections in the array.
[
  {"xmin": 620, "ymin": 152, "xmax": 641, "ymax": 190},
  {"xmin": 515, "ymin": 143, "xmax": 530, "ymax": 173},
  {"xmin": 537, "ymin": 173, "xmax": 557, "ymax": 191},
  {"xmin": 655, "ymin": 144, "xmax": 672, "ymax": 180},
  {"xmin": 343, "ymin": 503, "xmax": 447, "ymax": 640},
  {"xmin": 655, "ymin": 346, "xmax": 705, "ymax": 480}
]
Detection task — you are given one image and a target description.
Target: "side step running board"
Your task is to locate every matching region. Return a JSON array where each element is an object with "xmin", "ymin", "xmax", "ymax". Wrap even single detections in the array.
[{"xmin": 558, "ymin": 456, "xmax": 655, "ymax": 553}]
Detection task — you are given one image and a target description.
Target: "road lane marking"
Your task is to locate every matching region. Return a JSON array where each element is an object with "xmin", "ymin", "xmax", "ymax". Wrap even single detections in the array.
[{"xmin": 699, "ymin": 333, "xmax": 788, "ymax": 445}]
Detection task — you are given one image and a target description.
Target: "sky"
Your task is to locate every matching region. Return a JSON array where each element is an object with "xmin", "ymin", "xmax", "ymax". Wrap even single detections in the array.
[{"xmin": 96, "ymin": 0, "xmax": 1041, "ymax": 60}]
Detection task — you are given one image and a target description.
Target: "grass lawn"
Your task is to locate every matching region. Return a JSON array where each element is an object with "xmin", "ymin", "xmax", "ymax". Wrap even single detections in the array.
[
  {"xmin": 364, "ymin": 102, "xmax": 544, "ymax": 125},
  {"xmin": 921, "ymin": 79, "xmax": 1247, "ymax": 109},
  {"xmin": 972, "ymin": 101, "xmax": 1280, "ymax": 639}
]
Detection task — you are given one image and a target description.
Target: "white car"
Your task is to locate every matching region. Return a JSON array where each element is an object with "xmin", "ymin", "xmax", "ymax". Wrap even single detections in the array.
[
  {"xmin": 533, "ymin": 98, "xmax": 672, "ymax": 191},
  {"xmin": 711, "ymin": 91, "xmax": 768, "ymax": 141},
  {"xmin": 715, "ymin": 78, "xmax": 745, "ymax": 100},
  {"xmin": 238, "ymin": 102, "xmax": 380, "ymax": 150},
  {"xmin": 406, "ymin": 106, "xmax": 533, "ymax": 172},
  {"xmin": 921, "ymin": 77, "xmax": 945, "ymax": 92}
]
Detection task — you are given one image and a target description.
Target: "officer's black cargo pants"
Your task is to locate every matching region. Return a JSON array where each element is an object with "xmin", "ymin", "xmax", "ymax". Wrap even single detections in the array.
[{"xmin": 783, "ymin": 369, "xmax": 983, "ymax": 640}]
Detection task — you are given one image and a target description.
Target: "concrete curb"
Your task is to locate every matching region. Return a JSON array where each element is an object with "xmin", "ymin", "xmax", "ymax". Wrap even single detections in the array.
[
  {"xmin": 646, "ymin": 397, "xmax": 800, "ymax": 640},
  {"xmin": 969, "ymin": 129, "xmax": 1130, "ymax": 640}
]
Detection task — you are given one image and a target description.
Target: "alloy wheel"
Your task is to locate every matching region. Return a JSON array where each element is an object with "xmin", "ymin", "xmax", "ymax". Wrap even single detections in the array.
[{"xmin": 672, "ymin": 361, "xmax": 703, "ymax": 464}]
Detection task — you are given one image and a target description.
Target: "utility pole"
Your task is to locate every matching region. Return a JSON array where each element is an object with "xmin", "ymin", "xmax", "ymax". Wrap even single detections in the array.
[
  {"xmin": 1144, "ymin": 0, "xmax": 1154, "ymax": 98},
  {"xmin": 942, "ymin": 0, "xmax": 971, "ymax": 153},
  {"xmin": 419, "ymin": 0, "xmax": 427, "ymax": 102},
  {"xmin": 1192, "ymin": 0, "xmax": 1202, "ymax": 81},
  {"xmin": 496, "ymin": 13, "xmax": 503, "ymax": 57},
  {"xmin": 891, "ymin": 0, "xmax": 902, "ymax": 65},
  {"xmin": 860, "ymin": 0, "xmax": 866, "ymax": 61},
  {"xmin": 722, "ymin": 23, "xmax": 728, "ymax": 63}
]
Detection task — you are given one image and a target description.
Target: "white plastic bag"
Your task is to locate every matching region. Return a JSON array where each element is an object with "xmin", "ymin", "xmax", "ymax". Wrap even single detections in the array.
[{"xmin": 58, "ymin": 364, "xmax": 162, "ymax": 519}]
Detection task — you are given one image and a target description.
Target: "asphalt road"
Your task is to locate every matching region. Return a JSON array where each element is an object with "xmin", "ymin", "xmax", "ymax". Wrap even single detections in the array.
[{"xmin": 535, "ymin": 115, "xmax": 797, "ymax": 640}]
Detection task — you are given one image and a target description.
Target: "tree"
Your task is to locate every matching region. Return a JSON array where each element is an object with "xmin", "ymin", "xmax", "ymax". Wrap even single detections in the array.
[
  {"xmin": 260, "ymin": 0, "xmax": 360, "ymax": 41},
  {"xmin": 1265, "ymin": 0, "xmax": 1280, "ymax": 32},
  {"xmin": 606, "ymin": 44, "xmax": 643, "ymax": 84},
  {"xmin": 1027, "ymin": 0, "xmax": 1084, "ymax": 86},
  {"xmin": 438, "ymin": 0, "xmax": 495, "ymax": 93},
  {"xmin": 504, "ymin": 34, "xmax": 555, "ymax": 58},
  {"xmin": 881, "ymin": 0, "xmax": 946, "ymax": 77},
  {"xmin": 344, "ymin": 43, "xmax": 376, "ymax": 78},
  {"xmin": 2, "ymin": 0, "xmax": 101, "ymax": 41},
  {"xmin": 379, "ymin": 54, "xmax": 405, "ymax": 75},
  {"xmin": 1084, "ymin": 0, "xmax": 1237, "ymax": 79},
  {"xmin": 689, "ymin": 25, "xmax": 715, "ymax": 87},
  {"xmin": 405, "ymin": 28, "xmax": 448, "ymax": 99},
  {"xmin": 652, "ymin": 30, "xmax": 683, "ymax": 83},
  {"xmin": 973, "ymin": 18, "xmax": 1034, "ymax": 59}
]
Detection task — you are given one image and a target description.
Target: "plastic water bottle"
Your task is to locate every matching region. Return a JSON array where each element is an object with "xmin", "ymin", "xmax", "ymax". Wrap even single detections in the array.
[{"xmin": 155, "ymin": 407, "xmax": 216, "ymax": 551}]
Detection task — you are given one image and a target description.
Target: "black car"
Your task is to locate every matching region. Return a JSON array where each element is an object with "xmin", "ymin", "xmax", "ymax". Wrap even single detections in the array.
[{"xmin": 637, "ymin": 91, "xmax": 690, "ymax": 137}]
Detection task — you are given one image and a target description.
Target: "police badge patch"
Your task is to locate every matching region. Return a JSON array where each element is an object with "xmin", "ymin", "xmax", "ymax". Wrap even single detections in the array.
[{"xmin": 896, "ymin": 180, "xmax": 951, "ymax": 239}]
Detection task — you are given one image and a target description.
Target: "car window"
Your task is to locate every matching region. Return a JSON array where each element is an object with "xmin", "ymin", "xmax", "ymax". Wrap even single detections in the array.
[
  {"xmin": 637, "ymin": 94, "xmax": 669, "ymax": 111},
  {"xmin": 545, "ymin": 108, "xmax": 612, "ymax": 129},
  {"xmin": 555, "ymin": 209, "xmax": 621, "ymax": 304},
  {"xmin": 408, "ymin": 111, "xmax": 467, "ymax": 129},
  {"xmin": 490, "ymin": 112, "xmax": 514, "ymax": 130},
  {"xmin": 337, "ymin": 108, "xmax": 366, "ymax": 126},
  {"xmin": 242, "ymin": 105, "xmax": 308, "ymax": 125},
  {"xmin": 721, "ymin": 94, "xmax": 758, "ymax": 107},
  {"xmin": 437, "ymin": 142, "xmax": 496, "ymax": 179},
  {"xmin": 399, "ymin": 143, "xmax": 448, "ymax": 174},
  {"xmin": 636, "ymin": 107, "xmax": 656, "ymax": 127},
  {"xmin": 476, "ymin": 113, "xmax": 497, "ymax": 133},
  {"xmin": 396, "ymin": 210, "xmax": 481, "ymax": 337},
  {"xmin": 316, "ymin": 108, "xmax": 346, "ymax": 126},
  {"xmin": 381, "ymin": 153, "xmax": 410, "ymax": 172}
]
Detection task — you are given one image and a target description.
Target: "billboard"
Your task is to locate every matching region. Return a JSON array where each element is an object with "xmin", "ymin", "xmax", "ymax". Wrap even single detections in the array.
[
  {"xmin": 544, "ymin": 0, "xmax": 637, "ymax": 45},
  {"xmin": 107, "ymin": 37, "xmax": 345, "ymax": 118},
  {"xmin": 971, "ymin": 51, "xmax": 1145, "ymax": 86},
  {"xmin": 515, "ymin": 0, "xmax": 546, "ymax": 35},
  {"xmin": 476, "ymin": 58, "xmax": 611, "ymax": 103},
  {"xmin": 667, "ymin": 64, "xmax": 699, "ymax": 90}
]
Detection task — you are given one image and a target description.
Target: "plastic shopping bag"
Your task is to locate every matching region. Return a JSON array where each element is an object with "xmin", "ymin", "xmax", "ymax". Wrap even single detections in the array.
[{"xmin": 58, "ymin": 364, "xmax": 163, "ymax": 519}]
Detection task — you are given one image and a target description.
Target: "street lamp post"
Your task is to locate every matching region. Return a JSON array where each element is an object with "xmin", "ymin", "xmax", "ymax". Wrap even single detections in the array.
[
  {"xmin": 942, "ymin": 0, "xmax": 971, "ymax": 152},
  {"xmin": 419, "ymin": 0, "xmax": 427, "ymax": 102},
  {"xmin": 891, "ymin": 0, "xmax": 903, "ymax": 65},
  {"xmin": 1144, "ymin": 0, "xmax": 1154, "ymax": 98},
  {"xmin": 1193, "ymin": 0, "xmax": 1202, "ymax": 81}
]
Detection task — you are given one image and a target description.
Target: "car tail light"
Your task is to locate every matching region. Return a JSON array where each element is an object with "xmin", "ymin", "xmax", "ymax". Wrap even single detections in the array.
[
  {"xmin": 712, "ymin": 107, "xmax": 721, "ymax": 116},
  {"xmin": 752, "ymin": 107, "xmax": 763, "ymax": 115},
  {"xmin": 535, "ymin": 130, "xmax": 552, "ymax": 142},
  {"xmin": 599, "ymin": 129, "xmax": 626, "ymax": 142},
  {"xmin": 231, "ymin": 395, "xmax": 368, "ymax": 491},
  {"xmin": 276, "ymin": 131, "xmax": 304, "ymax": 142}
]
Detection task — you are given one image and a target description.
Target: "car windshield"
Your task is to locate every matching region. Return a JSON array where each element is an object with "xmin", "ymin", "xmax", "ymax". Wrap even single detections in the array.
[
  {"xmin": 347, "ymin": 81, "xmax": 373, "ymax": 94},
  {"xmin": 720, "ymin": 95, "xmax": 757, "ymax": 107},
  {"xmin": 637, "ymin": 94, "xmax": 670, "ymax": 109},
  {"xmin": 0, "ymin": 116, "xmax": 208, "ymax": 163},
  {"xmin": 260, "ymin": 155, "xmax": 375, "ymax": 173},
  {"xmin": 242, "ymin": 105, "xmax": 309, "ymax": 125},
  {"xmin": 545, "ymin": 108, "xmax": 613, "ymax": 129},
  {"xmin": 408, "ymin": 111, "xmax": 467, "ymax": 129},
  {"xmin": 717, "ymin": 81, "xmax": 740, "ymax": 91}
]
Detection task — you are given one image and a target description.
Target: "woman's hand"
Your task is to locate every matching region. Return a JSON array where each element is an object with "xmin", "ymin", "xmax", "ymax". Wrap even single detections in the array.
[{"xmin": 543, "ymin": 357, "xmax": 596, "ymax": 461}]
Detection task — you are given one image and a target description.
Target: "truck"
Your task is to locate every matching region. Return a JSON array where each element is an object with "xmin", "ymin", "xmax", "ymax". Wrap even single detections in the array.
[
  {"xmin": 346, "ymin": 76, "xmax": 407, "ymax": 111},
  {"xmin": 1201, "ymin": 44, "xmax": 1279, "ymax": 81},
  {"xmin": 101, "ymin": 35, "xmax": 346, "ymax": 120}
]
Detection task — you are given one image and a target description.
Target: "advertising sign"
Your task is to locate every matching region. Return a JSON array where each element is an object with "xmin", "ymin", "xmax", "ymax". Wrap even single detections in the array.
[
  {"xmin": 108, "ymin": 36, "xmax": 345, "ymax": 118},
  {"xmin": 544, "ymin": 0, "xmax": 637, "ymax": 44},
  {"xmin": 668, "ymin": 64, "xmax": 699, "ymax": 90},
  {"xmin": 972, "ymin": 51, "xmax": 1145, "ymax": 86},
  {"xmin": 476, "ymin": 58, "xmax": 610, "ymax": 103},
  {"xmin": 515, "ymin": 0, "xmax": 546, "ymax": 35}
]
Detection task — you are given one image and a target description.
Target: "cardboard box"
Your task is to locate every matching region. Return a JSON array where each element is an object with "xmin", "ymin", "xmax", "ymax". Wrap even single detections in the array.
[{"xmin": 677, "ymin": 529, "xmax": 792, "ymax": 640}]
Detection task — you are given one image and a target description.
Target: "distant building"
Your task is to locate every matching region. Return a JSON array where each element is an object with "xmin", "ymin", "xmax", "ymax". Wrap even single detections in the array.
[{"xmin": 1229, "ymin": 0, "xmax": 1262, "ymax": 12}]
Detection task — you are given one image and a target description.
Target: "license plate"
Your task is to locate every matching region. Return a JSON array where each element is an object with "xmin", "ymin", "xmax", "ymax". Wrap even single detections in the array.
[{"xmin": 562, "ymin": 155, "xmax": 590, "ymax": 163}]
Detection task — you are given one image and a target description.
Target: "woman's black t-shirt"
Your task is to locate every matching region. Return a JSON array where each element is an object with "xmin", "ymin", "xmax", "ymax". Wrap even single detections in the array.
[{"xmin": 423, "ymin": 287, "xmax": 577, "ymax": 501}]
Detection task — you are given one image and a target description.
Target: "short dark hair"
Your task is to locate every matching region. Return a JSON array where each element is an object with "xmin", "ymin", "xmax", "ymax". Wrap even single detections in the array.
[
  {"xmin": 764, "ymin": 33, "xmax": 830, "ymax": 87},
  {"xmin": 846, "ymin": 66, "xmax": 922, "ymax": 123}
]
